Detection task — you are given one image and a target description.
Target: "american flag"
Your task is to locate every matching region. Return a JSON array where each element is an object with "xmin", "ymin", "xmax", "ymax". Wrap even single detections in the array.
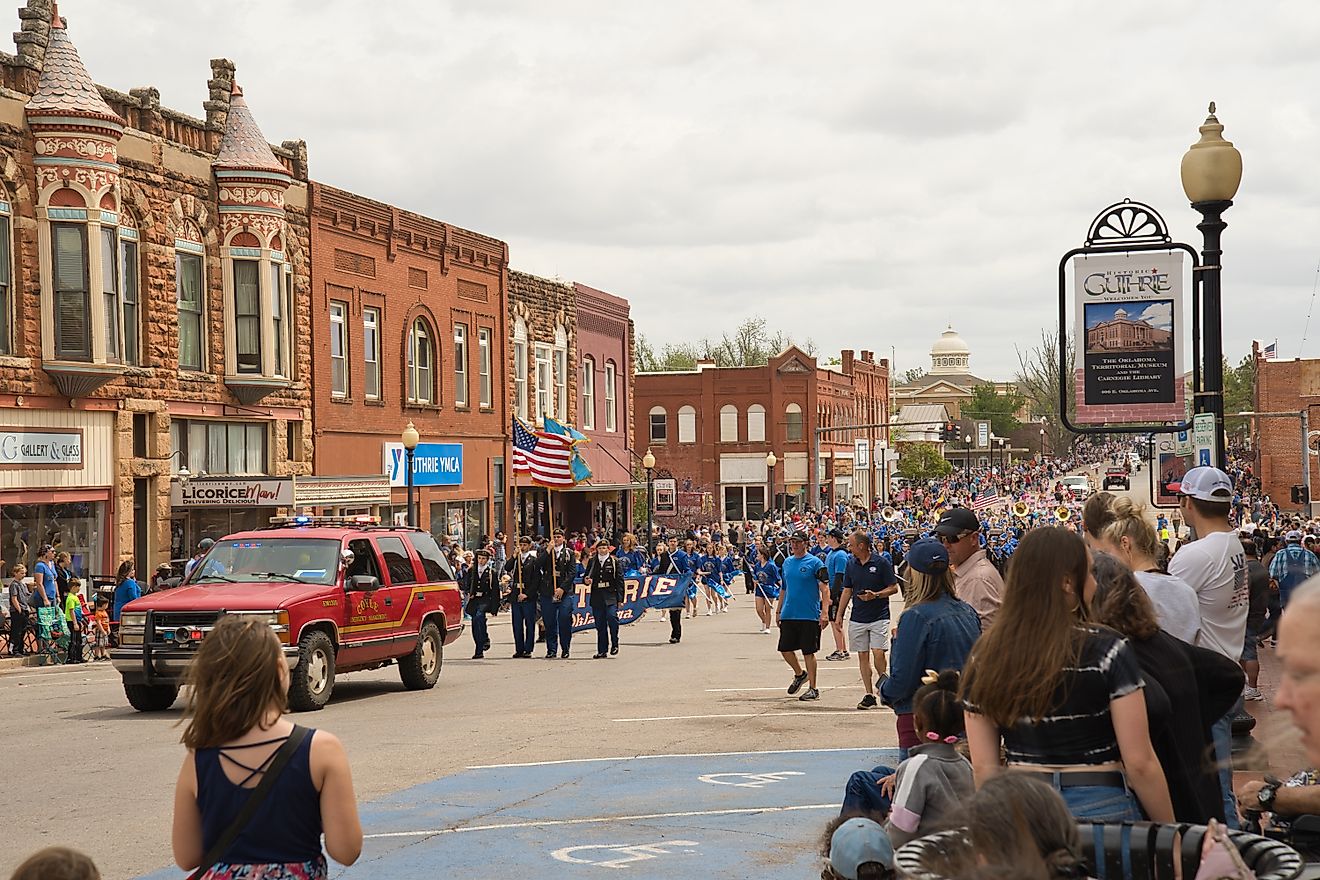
[
  {"xmin": 511, "ymin": 417, "xmax": 576, "ymax": 487},
  {"xmin": 971, "ymin": 489, "xmax": 1001, "ymax": 511},
  {"xmin": 1263, "ymin": 341, "xmax": 1277, "ymax": 360}
]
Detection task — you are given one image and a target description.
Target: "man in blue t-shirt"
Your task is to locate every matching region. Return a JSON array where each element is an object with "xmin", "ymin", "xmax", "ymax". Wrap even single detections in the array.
[
  {"xmin": 824, "ymin": 529, "xmax": 851, "ymax": 662},
  {"xmin": 838, "ymin": 530, "xmax": 899, "ymax": 711},
  {"xmin": 775, "ymin": 530, "xmax": 830, "ymax": 702}
]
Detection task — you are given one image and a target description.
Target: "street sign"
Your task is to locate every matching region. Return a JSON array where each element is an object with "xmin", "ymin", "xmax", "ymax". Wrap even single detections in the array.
[
  {"xmin": 1175, "ymin": 427, "xmax": 1193, "ymax": 457},
  {"xmin": 383, "ymin": 442, "xmax": 464, "ymax": 487},
  {"xmin": 653, "ymin": 478, "xmax": 677, "ymax": 514},
  {"xmin": 853, "ymin": 439, "xmax": 869, "ymax": 469},
  {"xmin": 1192, "ymin": 413, "xmax": 1216, "ymax": 468}
]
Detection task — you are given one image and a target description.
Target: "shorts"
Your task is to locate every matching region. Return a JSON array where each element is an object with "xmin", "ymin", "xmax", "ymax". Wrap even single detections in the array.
[
  {"xmin": 848, "ymin": 618, "xmax": 891, "ymax": 652},
  {"xmin": 777, "ymin": 619, "xmax": 822, "ymax": 655},
  {"xmin": 1242, "ymin": 623, "xmax": 1259, "ymax": 662}
]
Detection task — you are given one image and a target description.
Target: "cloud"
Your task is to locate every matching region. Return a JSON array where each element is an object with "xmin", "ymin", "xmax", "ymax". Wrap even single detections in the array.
[{"xmin": 1139, "ymin": 303, "xmax": 1174, "ymax": 332}]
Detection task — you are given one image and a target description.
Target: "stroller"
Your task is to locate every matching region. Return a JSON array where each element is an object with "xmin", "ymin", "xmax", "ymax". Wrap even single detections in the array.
[{"xmin": 33, "ymin": 605, "xmax": 68, "ymax": 665}]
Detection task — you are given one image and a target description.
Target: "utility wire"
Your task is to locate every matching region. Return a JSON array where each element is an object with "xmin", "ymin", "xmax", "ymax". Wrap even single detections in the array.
[{"xmin": 1300, "ymin": 255, "xmax": 1320, "ymax": 359}]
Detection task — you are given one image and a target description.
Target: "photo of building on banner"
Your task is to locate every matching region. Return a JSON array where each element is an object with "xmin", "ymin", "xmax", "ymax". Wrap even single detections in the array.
[{"xmin": 1072, "ymin": 252, "xmax": 1186, "ymax": 424}]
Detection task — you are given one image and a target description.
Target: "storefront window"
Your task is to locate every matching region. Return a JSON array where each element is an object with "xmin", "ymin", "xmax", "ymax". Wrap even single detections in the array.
[
  {"xmin": 170, "ymin": 419, "xmax": 268, "ymax": 475},
  {"xmin": 3, "ymin": 501, "xmax": 105, "ymax": 578},
  {"xmin": 429, "ymin": 500, "xmax": 486, "ymax": 550}
]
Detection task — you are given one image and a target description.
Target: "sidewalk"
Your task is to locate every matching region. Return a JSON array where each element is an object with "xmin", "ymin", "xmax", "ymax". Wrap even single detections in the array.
[{"xmin": 1235, "ymin": 636, "xmax": 1307, "ymax": 790}]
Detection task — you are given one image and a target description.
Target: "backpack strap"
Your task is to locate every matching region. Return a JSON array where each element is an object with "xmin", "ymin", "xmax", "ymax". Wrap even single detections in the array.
[{"xmin": 187, "ymin": 725, "xmax": 312, "ymax": 880}]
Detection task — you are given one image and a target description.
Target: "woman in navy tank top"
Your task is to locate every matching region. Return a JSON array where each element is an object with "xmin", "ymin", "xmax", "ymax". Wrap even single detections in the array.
[{"xmin": 171, "ymin": 617, "xmax": 362, "ymax": 879}]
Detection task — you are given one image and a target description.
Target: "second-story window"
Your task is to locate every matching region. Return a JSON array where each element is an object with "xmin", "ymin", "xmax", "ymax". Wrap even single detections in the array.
[
  {"xmin": 100, "ymin": 227, "xmax": 119, "ymax": 361},
  {"xmin": 513, "ymin": 319, "xmax": 528, "ymax": 420},
  {"xmin": 329, "ymin": 300, "xmax": 348, "ymax": 398},
  {"xmin": 119, "ymin": 226, "xmax": 139, "ymax": 366},
  {"xmin": 52, "ymin": 223, "xmax": 90, "ymax": 361},
  {"xmin": 581, "ymin": 356, "xmax": 595, "ymax": 430},
  {"xmin": 534, "ymin": 343, "xmax": 551, "ymax": 424},
  {"xmin": 271, "ymin": 263, "xmax": 288, "ymax": 378},
  {"xmin": 478, "ymin": 327, "xmax": 492, "ymax": 409},
  {"xmin": 175, "ymin": 238, "xmax": 205, "ymax": 371},
  {"xmin": 605, "ymin": 361, "xmax": 617, "ymax": 432},
  {"xmin": 363, "ymin": 307, "xmax": 380, "ymax": 400},
  {"xmin": 233, "ymin": 259, "xmax": 262, "ymax": 374},
  {"xmin": 454, "ymin": 322, "xmax": 468, "ymax": 407},
  {"xmin": 0, "ymin": 202, "xmax": 11, "ymax": 356},
  {"xmin": 407, "ymin": 318, "xmax": 434, "ymax": 405}
]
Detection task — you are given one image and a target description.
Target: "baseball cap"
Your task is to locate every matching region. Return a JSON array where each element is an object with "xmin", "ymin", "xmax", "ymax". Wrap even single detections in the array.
[
  {"xmin": 1287, "ymin": 530, "xmax": 1304, "ymax": 543},
  {"xmin": 1176, "ymin": 466, "xmax": 1233, "ymax": 501},
  {"xmin": 789, "ymin": 530, "xmax": 809, "ymax": 542},
  {"xmin": 827, "ymin": 527, "xmax": 845, "ymax": 541},
  {"xmin": 905, "ymin": 537, "xmax": 950, "ymax": 575},
  {"xmin": 197, "ymin": 538, "xmax": 215, "ymax": 551},
  {"xmin": 829, "ymin": 818, "xmax": 895, "ymax": 880},
  {"xmin": 933, "ymin": 507, "xmax": 980, "ymax": 537}
]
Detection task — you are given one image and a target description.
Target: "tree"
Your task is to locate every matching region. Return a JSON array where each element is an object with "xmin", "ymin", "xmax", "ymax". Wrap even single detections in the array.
[
  {"xmin": 1015, "ymin": 329, "xmax": 1075, "ymax": 456},
  {"xmin": 1223, "ymin": 353, "xmax": 1256, "ymax": 441},
  {"xmin": 903, "ymin": 367, "xmax": 926, "ymax": 384},
  {"xmin": 636, "ymin": 315, "xmax": 816, "ymax": 371},
  {"xmin": 963, "ymin": 383, "xmax": 1024, "ymax": 437},
  {"xmin": 897, "ymin": 442, "xmax": 954, "ymax": 483}
]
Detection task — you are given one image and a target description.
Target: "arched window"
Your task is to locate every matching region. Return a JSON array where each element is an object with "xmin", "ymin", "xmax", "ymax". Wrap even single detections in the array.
[
  {"xmin": 553, "ymin": 323, "xmax": 568, "ymax": 421},
  {"xmin": 175, "ymin": 220, "xmax": 206, "ymax": 371},
  {"xmin": 581, "ymin": 355, "xmax": 595, "ymax": 430},
  {"xmin": 513, "ymin": 318, "xmax": 528, "ymax": 420},
  {"xmin": 678, "ymin": 405, "xmax": 697, "ymax": 444},
  {"xmin": 719, "ymin": 404, "xmax": 738, "ymax": 443},
  {"xmin": 747, "ymin": 404, "xmax": 766, "ymax": 442},
  {"xmin": 785, "ymin": 402, "xmax": 803, "ymax": 442},
  {"xmin": 649, "ymin": 405, "xmax": 667, "ymax": 443},
  {"xmin": 407, "ymin": 318, "xmax": 435, "ymax": 405}
]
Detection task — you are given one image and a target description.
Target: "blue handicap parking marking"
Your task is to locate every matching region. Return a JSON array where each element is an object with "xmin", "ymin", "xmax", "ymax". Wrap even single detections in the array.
[{"xmin": 137, "ymin": 748, "xmax": 900, "ymax": 879}]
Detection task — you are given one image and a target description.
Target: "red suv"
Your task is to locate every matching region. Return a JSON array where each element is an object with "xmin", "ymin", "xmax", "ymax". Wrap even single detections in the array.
[{"xmin": 112, "ymin": 517, "xmax": 464, "ymax": 712}]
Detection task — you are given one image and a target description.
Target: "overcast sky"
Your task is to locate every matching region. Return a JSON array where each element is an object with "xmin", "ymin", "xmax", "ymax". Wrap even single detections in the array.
[{"xmin": 66, "ymin": 1, "xmax": 1320, "ymax": 379}]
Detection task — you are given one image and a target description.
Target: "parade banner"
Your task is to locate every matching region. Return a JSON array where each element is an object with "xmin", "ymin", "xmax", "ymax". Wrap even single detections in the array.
[
  {"xmin": 1073, "ymin": 252, "xmax": 1185, "ymax": 424},
  {"xmin": 567, "ymin": 572, "xmax": 693, "ymax": 632}
]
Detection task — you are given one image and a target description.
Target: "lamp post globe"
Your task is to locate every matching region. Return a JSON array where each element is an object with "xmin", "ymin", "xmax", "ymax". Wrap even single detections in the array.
[
  {"xmin": 642, "ymin": 448, "xmax": 656, "ymax": 552},
  {"xmin": 401, "ymin": 421, "xmax": 420, "ymax": 527},
  {"xmin": 1181, "ymin": 102, "xmax": 1242, "ymax": 469},
  {"xmin": 765, "ymin": 451, "xmax": 777, "ymax": 520}
]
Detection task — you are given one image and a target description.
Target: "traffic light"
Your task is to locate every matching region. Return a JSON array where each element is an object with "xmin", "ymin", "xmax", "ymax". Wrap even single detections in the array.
[
  {"xmin": 1292, "ymin": 484, "xmax": 1310, "ymax": 505},
  {"xmin": 940, "ymin": 422, "xmax": 957, "ymax": 442}
]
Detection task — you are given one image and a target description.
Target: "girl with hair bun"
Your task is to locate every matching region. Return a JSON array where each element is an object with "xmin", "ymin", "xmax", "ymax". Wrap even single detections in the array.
[{"xmin": 841, "ymin": 669, "xmax": 974, "ymax": 848}]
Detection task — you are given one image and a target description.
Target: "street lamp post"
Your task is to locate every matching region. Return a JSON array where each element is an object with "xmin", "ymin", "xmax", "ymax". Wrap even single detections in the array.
[
  {"xmin": 765, "ymin": 451, "xmax": 778, "ymax": 523},
  {"xmin": 401, "ymin": 421, "xmax": 420, "ymax": 527},
  {"xmin": 1182, "ymin": 102, "xmax": 1243, "ymax": 471},
  {"xmin": 964, "ymin": 434, "xmax": 972, "ymax": 487},
  {"xmin": 1040, "ymin": 427, "xmax": 1048, "ymax": 462},
  {"xmin": 643, "ymin": 448, "xmax": 656, "ymax": 554}
]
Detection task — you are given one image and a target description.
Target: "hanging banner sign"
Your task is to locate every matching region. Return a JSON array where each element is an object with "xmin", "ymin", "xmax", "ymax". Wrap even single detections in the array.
[
  {"xmin": 977, "ymin": 422, "xmax": 990, "ymax": 449},
  {"xmin": 653, "ymin": 478, "xmax": 677, "ymax": 514},
  {"xmin": 853, "ymin": 439, "xmax": 870, "ymax": 469},
  {"xmin": 1074, "ymin": 252, "xmax": 1185, "ymax": 424}
]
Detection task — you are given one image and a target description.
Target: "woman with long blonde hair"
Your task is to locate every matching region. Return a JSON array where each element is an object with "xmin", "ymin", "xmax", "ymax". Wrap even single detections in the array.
[
  {"xmin": 171, "ymin": 617, "xmax": 362, "ymax": 879},
  {"xmin": 960, "ymin": 527, "xmax": 1174, "ymax": 823}
]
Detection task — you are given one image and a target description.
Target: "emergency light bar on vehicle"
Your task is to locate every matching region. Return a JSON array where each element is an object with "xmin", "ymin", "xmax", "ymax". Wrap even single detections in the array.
[{"xmin": 266, "ymin": 514, "xmax": 381, "ymax": 527}]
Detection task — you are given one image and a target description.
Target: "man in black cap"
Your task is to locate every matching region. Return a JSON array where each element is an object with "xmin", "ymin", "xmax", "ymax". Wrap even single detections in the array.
[
  {"xmin": 542, "ymin": 529, "xmax": 577, "ymax": 659},
  {"xmin": 775, "ymin": 530, "xmax": 830, "ymax": 701},
  {"xmin": 501, "ymin": 535, "xmax": 542, "ymax": 658},
  {"xmin": 933, "ymin": 507, "xmax": 1002, "ymax": 628}
]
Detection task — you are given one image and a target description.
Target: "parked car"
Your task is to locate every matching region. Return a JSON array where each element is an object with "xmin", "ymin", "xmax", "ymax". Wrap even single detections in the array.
[{"xmin": 112, "ymin": 516, "xmax": 464, "ymax": 712}]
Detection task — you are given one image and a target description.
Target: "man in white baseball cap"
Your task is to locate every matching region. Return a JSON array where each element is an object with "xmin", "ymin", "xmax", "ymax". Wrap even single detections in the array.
[{"xmin": 1168, "ymin": 465, "xmax": 1248, "ymax": 826}]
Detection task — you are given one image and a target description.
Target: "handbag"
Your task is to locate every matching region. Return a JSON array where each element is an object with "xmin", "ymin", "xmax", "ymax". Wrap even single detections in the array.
[{"xmin": 186, "ymin": 725, "xmax": 312, "ymax": 880}]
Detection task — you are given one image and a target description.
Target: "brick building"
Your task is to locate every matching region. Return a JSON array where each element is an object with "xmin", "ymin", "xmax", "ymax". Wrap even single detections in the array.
[
  {"xmin": 0, "ymin": 2, "xmax": 313, "ymax": 577},
  {"xmin": 308, "ymin": 182, "xmax": 509, "ymax": 548},
  {"xmin": 1252, "ymin": 344, "xmax": 1317, "ymax": 511},
  {"xmin": 634, "ymin": 348, "xmax": 890, "ymax": 526}
]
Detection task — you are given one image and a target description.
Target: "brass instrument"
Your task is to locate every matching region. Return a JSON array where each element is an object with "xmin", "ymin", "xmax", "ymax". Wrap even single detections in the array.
[
  {"xmin": 881, "ymin": 507, "xmax": 900, "ymax": 523},
  {"xmin": 1055, "ymin": 506, "xmax": 1072, "ymax": 522},
  {"xmin": 1012, "ymin": 501, "xmax": 1030, "ymax": 518}
]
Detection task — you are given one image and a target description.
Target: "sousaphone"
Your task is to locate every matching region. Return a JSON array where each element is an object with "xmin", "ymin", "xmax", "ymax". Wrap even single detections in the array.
[
  {"xmin": 1012, "ymin": 501, "xmax": 1030, "ymax": 518},
  {"xmin": 881, "ymin": 507, "xmax": 901, "ymax": 523},
  {"xmin": 1055, "ymin": 506, "xmax": 1072, "ymax": 522}
]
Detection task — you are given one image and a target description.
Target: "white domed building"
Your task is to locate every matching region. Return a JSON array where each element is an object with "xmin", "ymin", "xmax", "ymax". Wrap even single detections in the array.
[{"xmin": 894, "ymin": 328, "xmax": 1023, "ymax": 447}]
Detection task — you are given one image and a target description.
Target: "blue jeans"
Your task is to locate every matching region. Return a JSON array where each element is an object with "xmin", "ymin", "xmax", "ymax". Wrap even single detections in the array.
[
  {"xmin": 511, "ymin": 598, "xmax": 537, "ymax": 655},
  {"xmin": 470, "ymin": 609, "xmax": 489, "ymax": 655},
  {"xmin": 841, "ymin": 764, "xmax": 896, "ymax": 817},
  {"xmin": 1212, "ymin": 709, "xmax": 1240, "ymax": 829},
  {"xmin": 1059, "ymin": 784, "xmax": 1142, "ymax": 822},
  {"xmin": 541, "ymin": 597, "xmax": 573, "ymax": 655},
  {"xmin": 593, "ymin": 602, "xmax": 619, "ymax": 655}
]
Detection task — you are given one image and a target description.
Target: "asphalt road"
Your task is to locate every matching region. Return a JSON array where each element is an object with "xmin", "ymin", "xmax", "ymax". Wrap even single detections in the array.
[{"xmin": 1, "ymin": 593, "xmax": 900, "ymax": 880}]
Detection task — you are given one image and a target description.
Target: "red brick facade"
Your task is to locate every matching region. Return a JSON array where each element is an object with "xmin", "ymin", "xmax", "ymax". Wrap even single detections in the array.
[
  {"xmin": 634, "ymin": 348, "xmax": 889, "ymax": 525},
  {"xmin": 309, "ymin": 182, "xmax": 509, "ymax": 544},
  {"xmin": 1252, "ymin": 348, "xmax": 1317, "ymax": 510}
]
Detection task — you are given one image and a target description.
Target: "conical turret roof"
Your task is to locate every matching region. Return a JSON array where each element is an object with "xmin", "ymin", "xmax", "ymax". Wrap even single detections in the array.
[
  {"xmin": 214, "ymin": 82, "xmax": 288, "ymax": 177},
  {"xmin": 25, "ymin": 2, "xmax": 124, "ymax": 128}
]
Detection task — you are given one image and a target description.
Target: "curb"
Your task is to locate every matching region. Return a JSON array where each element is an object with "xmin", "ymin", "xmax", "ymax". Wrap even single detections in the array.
[{"xmin": 0, "ymin": 654, "xmax": 57, "ymax": 672}]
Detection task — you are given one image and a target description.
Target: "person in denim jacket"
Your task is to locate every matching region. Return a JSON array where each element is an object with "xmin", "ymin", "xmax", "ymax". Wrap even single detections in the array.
[{"xmin": 880, "ymin": 538, "xmax": 980, "ymax": 760}]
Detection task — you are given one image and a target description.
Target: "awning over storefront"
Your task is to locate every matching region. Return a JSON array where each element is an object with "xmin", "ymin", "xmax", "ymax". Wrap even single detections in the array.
[
  {"xmin": 553, "ymin": 482, "xmax": 646, "ymax": 493},
  {"xmin": 294, "ymin": 475, "xmax": 392, "ymax": 508}
]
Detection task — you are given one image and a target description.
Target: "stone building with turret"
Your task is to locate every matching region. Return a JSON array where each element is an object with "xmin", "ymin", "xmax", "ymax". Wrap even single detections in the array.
[{"xmin": 0, "ymin": 0, "xmax": 311, "ymax": 576}]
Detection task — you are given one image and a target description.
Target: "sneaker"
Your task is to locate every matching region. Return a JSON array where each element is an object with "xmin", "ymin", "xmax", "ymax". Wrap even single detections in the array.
[
  {"xmin": 875, "ymin": 672, "xmax": 889, "ymax": 692},
  {"xmin": 1244, "ymin": 685, "xmax": 1265, "ymax": 701},
  {"xmin": 798, "ymin": 687, "xmax": 820, "ymax": 702},
  {"xmin": 826, "ymin": 651, "xmax": 847, "ymax": 661},
  {"xmin": 471, "ymin": 652, "xmax": 484, "ymax": 659},
  {"xmin": 610, "ymin": 645, "xmax": 619, "ymax": 656},
  {"xmin": 762, "ymin": 627, "xmax": 771, "ymax": 634},
  {"xmin": 706, "ymin": 610, "xmax": 713, "ymax": 616},
  {"xmin": 788, "ymin": 671, "xmax": 809, "ymax": 695},
  {"xmin": 561, "ymin": 650, "xmax": 570, "ymax": 659},
  {"xmin": 669, "ymin": 637, "xmax": 680, "ymax": 644},
  {"xmin": 857, "ymin": 694, "xmax": 877, "ymax": 710},
  {"xmin": 545, "ymin": 652, "xmax": 556, "ymax": 659}
]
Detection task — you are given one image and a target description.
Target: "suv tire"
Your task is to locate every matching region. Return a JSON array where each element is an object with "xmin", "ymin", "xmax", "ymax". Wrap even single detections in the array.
[
  {"xmin": 400, "ymin": 621, "xmax": 442, "ymax": 690},
  {"xmin": 289, "ymin": 630, "xmax": 335, "ymax": 711},
  {"xmin": 124, "ymin": 682, "xmax": 178, "ymax": 712}
]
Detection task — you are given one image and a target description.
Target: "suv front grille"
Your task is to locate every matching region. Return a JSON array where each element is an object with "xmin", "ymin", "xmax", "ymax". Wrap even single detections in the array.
[{"xmin": 151, "ymin": 612, "xmax": 220, "ymax": 630}]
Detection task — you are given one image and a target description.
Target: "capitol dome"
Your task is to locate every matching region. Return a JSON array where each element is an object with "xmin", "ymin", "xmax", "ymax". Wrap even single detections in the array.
[{"xmin": 929, "ymin": 326, "xmax": 971, "ymax": 374}]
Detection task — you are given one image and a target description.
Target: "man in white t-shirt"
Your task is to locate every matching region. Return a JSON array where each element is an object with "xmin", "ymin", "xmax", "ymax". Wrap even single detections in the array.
[{"xmin": 1168, "ymin": 465, "xmax": 1249, "ymax": 828}]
